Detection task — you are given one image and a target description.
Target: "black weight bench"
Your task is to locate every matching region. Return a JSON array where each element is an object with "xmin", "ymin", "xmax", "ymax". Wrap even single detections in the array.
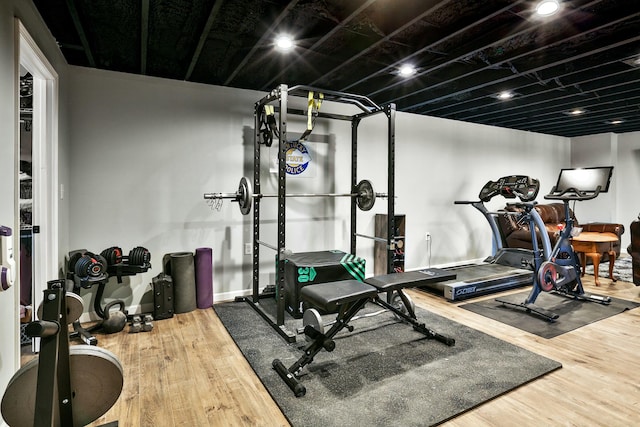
[{"xmin": 273, "ymin": 269, "xmax": 456, "ymax": 397}]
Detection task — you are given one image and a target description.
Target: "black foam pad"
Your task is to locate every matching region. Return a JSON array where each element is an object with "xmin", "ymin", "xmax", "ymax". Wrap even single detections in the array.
[
  {"xmin": 366, "ymin": 268, "xmax": 457, "ymax": 292},
  {"xmin": 300, "ymin": 280, "xmax": 377, "ymax": 313}
]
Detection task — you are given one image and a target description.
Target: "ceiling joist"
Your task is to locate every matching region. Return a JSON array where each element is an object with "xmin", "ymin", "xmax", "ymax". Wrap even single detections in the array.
[{"xmin": 33, "ymin": 0, "xmax": 640, "ymax": 137}]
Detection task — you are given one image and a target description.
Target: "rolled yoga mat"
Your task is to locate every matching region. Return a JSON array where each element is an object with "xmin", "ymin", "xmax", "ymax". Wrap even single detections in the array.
[
  {"xmin": 163, "ymin": 252, "xmax": 197, "ymax": 314},
  {"xmin": 194, "ymin": 247, "xmax": 214, "ymax": 309}
]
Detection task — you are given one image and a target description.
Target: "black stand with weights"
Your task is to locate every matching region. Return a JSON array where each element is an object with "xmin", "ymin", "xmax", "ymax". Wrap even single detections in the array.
[
  {"xmin": 69, "ymin": 248, "xmax": 151, "ymax": 345},
  {"xmin": 1, "ymin": 279, "xmax": 123, "ymax": 426}
]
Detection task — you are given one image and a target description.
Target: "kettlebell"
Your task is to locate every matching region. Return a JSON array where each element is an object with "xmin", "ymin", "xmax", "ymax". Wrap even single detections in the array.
[{"xmin": 102, "ymin": 300, "xmax": 127, "ymax": 334}]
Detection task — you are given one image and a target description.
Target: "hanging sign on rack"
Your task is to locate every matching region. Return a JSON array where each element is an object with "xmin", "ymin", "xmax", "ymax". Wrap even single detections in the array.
[
  {"xmin": 285, "ymin": 141, "xmax": 312, "ymax": 175},
  {"xmin": 270, "ymin": 140, "xmax": 314, "ymax": 176}
]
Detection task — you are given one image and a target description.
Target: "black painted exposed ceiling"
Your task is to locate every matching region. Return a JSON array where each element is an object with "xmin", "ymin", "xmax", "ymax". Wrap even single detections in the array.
[{"xmin": 33, "ymin": 0, "xmax": 640, "ymax": 137}]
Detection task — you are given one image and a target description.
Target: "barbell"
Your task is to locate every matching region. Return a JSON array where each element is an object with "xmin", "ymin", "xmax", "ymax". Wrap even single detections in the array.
[{"xmin": 204, "ymin": 176, "xmax": 386, "ymax": 215}]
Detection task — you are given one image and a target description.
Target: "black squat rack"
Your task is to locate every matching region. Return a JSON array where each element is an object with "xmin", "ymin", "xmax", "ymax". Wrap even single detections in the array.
[{"xmin": 241, "ymin": 84, "xmax": 397, "ymax": 342}]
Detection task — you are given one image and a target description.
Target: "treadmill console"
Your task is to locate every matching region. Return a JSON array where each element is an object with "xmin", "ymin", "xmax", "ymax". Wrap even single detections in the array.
[{"xmin": 479, "ymin": 175, "xmax": 540, "ymax": 202}]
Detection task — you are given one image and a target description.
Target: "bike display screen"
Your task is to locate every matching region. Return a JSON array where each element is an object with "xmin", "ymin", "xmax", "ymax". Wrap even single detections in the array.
[{"xmin": 554, "ymin": 166, "xmax": 613, "ymax": 194}]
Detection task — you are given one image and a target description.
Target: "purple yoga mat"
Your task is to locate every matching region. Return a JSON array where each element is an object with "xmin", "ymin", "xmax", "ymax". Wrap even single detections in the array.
[{"xmin": 194, "ymin": 247, "xmax": 214, "ymax": 309}]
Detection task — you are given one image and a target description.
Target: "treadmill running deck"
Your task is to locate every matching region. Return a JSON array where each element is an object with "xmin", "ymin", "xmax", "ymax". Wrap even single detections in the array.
[{"xmin": 420, "ymin": 263, "xmax": 532, "ymax": 301}]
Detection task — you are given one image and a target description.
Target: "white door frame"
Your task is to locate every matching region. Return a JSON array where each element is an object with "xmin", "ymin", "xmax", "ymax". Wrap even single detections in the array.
[{"xmin": 17, "ymin": 20, "xmax": 59, "ymax": 346}]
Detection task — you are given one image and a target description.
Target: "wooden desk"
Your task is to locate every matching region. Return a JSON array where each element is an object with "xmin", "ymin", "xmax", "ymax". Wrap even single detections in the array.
[{"xmin": 571, "ymin": 231, "xmax": 618, "ymax": 286}]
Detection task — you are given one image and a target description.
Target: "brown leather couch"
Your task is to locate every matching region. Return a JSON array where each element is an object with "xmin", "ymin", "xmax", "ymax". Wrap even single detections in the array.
[
  {"xmin": 497, "ymin": 203, "xmax": 625, "ymax": 262},
  {"xmin": 628, "ymin": 215, "xmax": 640, "ymax": 286}
]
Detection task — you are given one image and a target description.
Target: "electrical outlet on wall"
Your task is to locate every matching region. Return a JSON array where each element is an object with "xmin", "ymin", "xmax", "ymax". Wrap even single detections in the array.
[{"xmin": 244, "ymin": 243, "xmax": 252, "ymax": 255}]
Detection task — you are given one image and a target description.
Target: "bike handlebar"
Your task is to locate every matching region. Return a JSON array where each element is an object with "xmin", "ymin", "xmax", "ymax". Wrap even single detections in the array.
[{"xmin": 544, "ymin": 185, "xmax": 602, "ymax": 201}]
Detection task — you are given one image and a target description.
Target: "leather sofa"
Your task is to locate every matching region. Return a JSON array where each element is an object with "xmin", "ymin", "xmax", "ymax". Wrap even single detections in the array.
[
  {"xmin": 628, "ymin": 215, "xmax": 640, "ymax": 286},
  {"xmin": 497, "ymin": 203, "xmax": 625, "ymax": 262}
]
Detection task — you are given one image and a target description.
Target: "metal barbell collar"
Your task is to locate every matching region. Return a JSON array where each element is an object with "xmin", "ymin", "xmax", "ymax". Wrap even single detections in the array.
[{"xmin": 204, "ymin": 176, "xmax": 386, "ymax": 215}]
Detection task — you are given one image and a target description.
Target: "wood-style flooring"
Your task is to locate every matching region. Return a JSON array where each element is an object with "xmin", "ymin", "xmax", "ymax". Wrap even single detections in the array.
[{"xmin": 21, "ymin": 274, "xmax": 640, "ymax": 426}]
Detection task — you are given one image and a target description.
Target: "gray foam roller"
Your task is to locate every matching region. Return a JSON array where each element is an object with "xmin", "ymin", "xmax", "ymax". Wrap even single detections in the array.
[{"xmin": 167, "ymin": 252, "xmax": 197, "ymax": 314}]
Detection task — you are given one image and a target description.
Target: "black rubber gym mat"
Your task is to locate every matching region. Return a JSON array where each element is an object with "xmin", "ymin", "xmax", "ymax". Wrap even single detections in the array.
[
  {"xmin": 214, "ymin": 299, "xmax": 561, "ymax": 427},
  {"xmin": 460, "ymin": 291, "xmax": 639, "ymax": 338}
]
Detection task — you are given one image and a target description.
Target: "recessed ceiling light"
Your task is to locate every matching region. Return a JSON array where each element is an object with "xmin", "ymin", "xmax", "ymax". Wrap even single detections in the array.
[
  {"xmin": 563, "ymin": 108, "xmax": 587, "ymax": 116},
  {"xmin": 622, "ymin": 56, "xmax": 640, "ymax": 67},
  {"xmin": 398, "ymin": 64, "xmax": 417, "ymax": 77},
  {"xmin": 494, "ymin": 91, "xmax": 515, "ymax": 100},
  {"xmin": 606, "ymin": 119, "xmax": 624, "ymax": 125},
  {"xmin": 274, "ymin": 34, "xmax": 294, "ymax": 52},
  {"xmin": 536, "ymin": 0, "xmax": 560, "ymax": 16}
]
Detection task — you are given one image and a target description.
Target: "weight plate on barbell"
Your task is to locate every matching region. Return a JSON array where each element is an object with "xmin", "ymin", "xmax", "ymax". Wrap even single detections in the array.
[
  {"xmin": 238, "ymin": 176, "xmax": 253, "ymax": 215},
  {"xmin": 230, "ymin": 176, "xmax": 378, "ymax": 214},
  {"xmin": 355, "ymin": 179, "xmax": 376, "ymax": 211}
]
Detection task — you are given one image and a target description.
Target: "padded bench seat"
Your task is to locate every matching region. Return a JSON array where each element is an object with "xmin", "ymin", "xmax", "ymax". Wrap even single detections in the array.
[
  {"xmin": 365, "ymin": 269, "xmax": 457, "ymax": 292},
  {"xmin": 300, "ymin": 280, "xmax": 377, "ymax": 313},
  {"xmin": 276, "ymin": 275, "xmax": 456, "ymax": 397}
]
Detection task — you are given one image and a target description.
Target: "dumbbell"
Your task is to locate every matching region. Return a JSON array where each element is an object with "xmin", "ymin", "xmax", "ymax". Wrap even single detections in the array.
[
  {"xmin": 100, "ymin": 245, "xmax": 151, "ymax": 267},
  {"xmin": 128, "ymin": 246, "xmax": 151, "ymax": 266},
  {"xmin": 100, "ymin": 246, "xmax": 123, "ymax": 266},
  {"xmin": 68, "ymin": 251, "xmax": 107, "ymax": 279},
  {"xmin": 130, "ymin": 315, "xmax": 142, "ymax": 333},
  {"xmin": 130, "ymin": 314, "xmax": 154, "ymax": 333},
  {"xmin": 142, "ymin": 314, "xmax": 153, "ymax": 332}
]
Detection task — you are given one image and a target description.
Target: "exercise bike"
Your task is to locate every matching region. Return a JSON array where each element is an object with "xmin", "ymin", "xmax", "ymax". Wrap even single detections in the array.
[{"xmin": 496, "ymin": 166, "xmax": 613, "ymax": 321}]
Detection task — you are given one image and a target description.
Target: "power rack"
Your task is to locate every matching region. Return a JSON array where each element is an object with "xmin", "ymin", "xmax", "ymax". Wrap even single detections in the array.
[{"xmin": 242, "ymin": 84, "xmax": 397, "ymax": 342}]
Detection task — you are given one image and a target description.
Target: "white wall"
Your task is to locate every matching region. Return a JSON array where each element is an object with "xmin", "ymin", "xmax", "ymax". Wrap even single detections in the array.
[
  {"xmin": 392, "ymin": 114, "xmax": 569, "ymax": 268},
  {"xmin": 616, "ymin": 132, "xmax": 640, "ymax": 249},
  {"xmin": 68, "ymin": 69, "xmax": 367, "ymax": 310},
  {"xmin": 569, "ymin": 133, "xmax": 618, "ymax": 224},
  {"xmin": 0, "ymin": 0, "xmax": 69, "ymax": 421},
  {"xmin": 571, "ymin": 131, "xmax": 640, "ymax": 249},
  {"xmin": 68, "ymin": 67, "xmax": 261, "ymax": 309},
  {"xmin": 67, "ymin": 66, "xmax": 571, "ymax": 314}
]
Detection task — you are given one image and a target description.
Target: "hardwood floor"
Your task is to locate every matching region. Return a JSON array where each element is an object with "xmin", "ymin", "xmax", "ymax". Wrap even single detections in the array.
[
  {"xmin": 412, "ymin": 276, "xmax": 640, "ymax": 427},
  {"xmin": 87, "ymin": 309, "xmax": 290, "ymax": 427},
  {"xmin": 21, "ymin": 274, "xmax": 640, "ymax": 426}
]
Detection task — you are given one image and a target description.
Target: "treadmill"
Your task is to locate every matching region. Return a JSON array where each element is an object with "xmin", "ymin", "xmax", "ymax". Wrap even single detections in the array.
[{"xmin": 420, "ymin": 175, "xmax": 540, "ymax": 301}]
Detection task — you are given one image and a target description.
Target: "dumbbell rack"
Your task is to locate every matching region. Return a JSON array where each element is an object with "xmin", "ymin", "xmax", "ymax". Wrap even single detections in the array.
[
  {"xmin": 70, "ymin": 274, "xmax": 109, "ymax": 345},
  {"xmin": 69, "ymin": 250, "xmax": 151, "ymax": 345}
]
